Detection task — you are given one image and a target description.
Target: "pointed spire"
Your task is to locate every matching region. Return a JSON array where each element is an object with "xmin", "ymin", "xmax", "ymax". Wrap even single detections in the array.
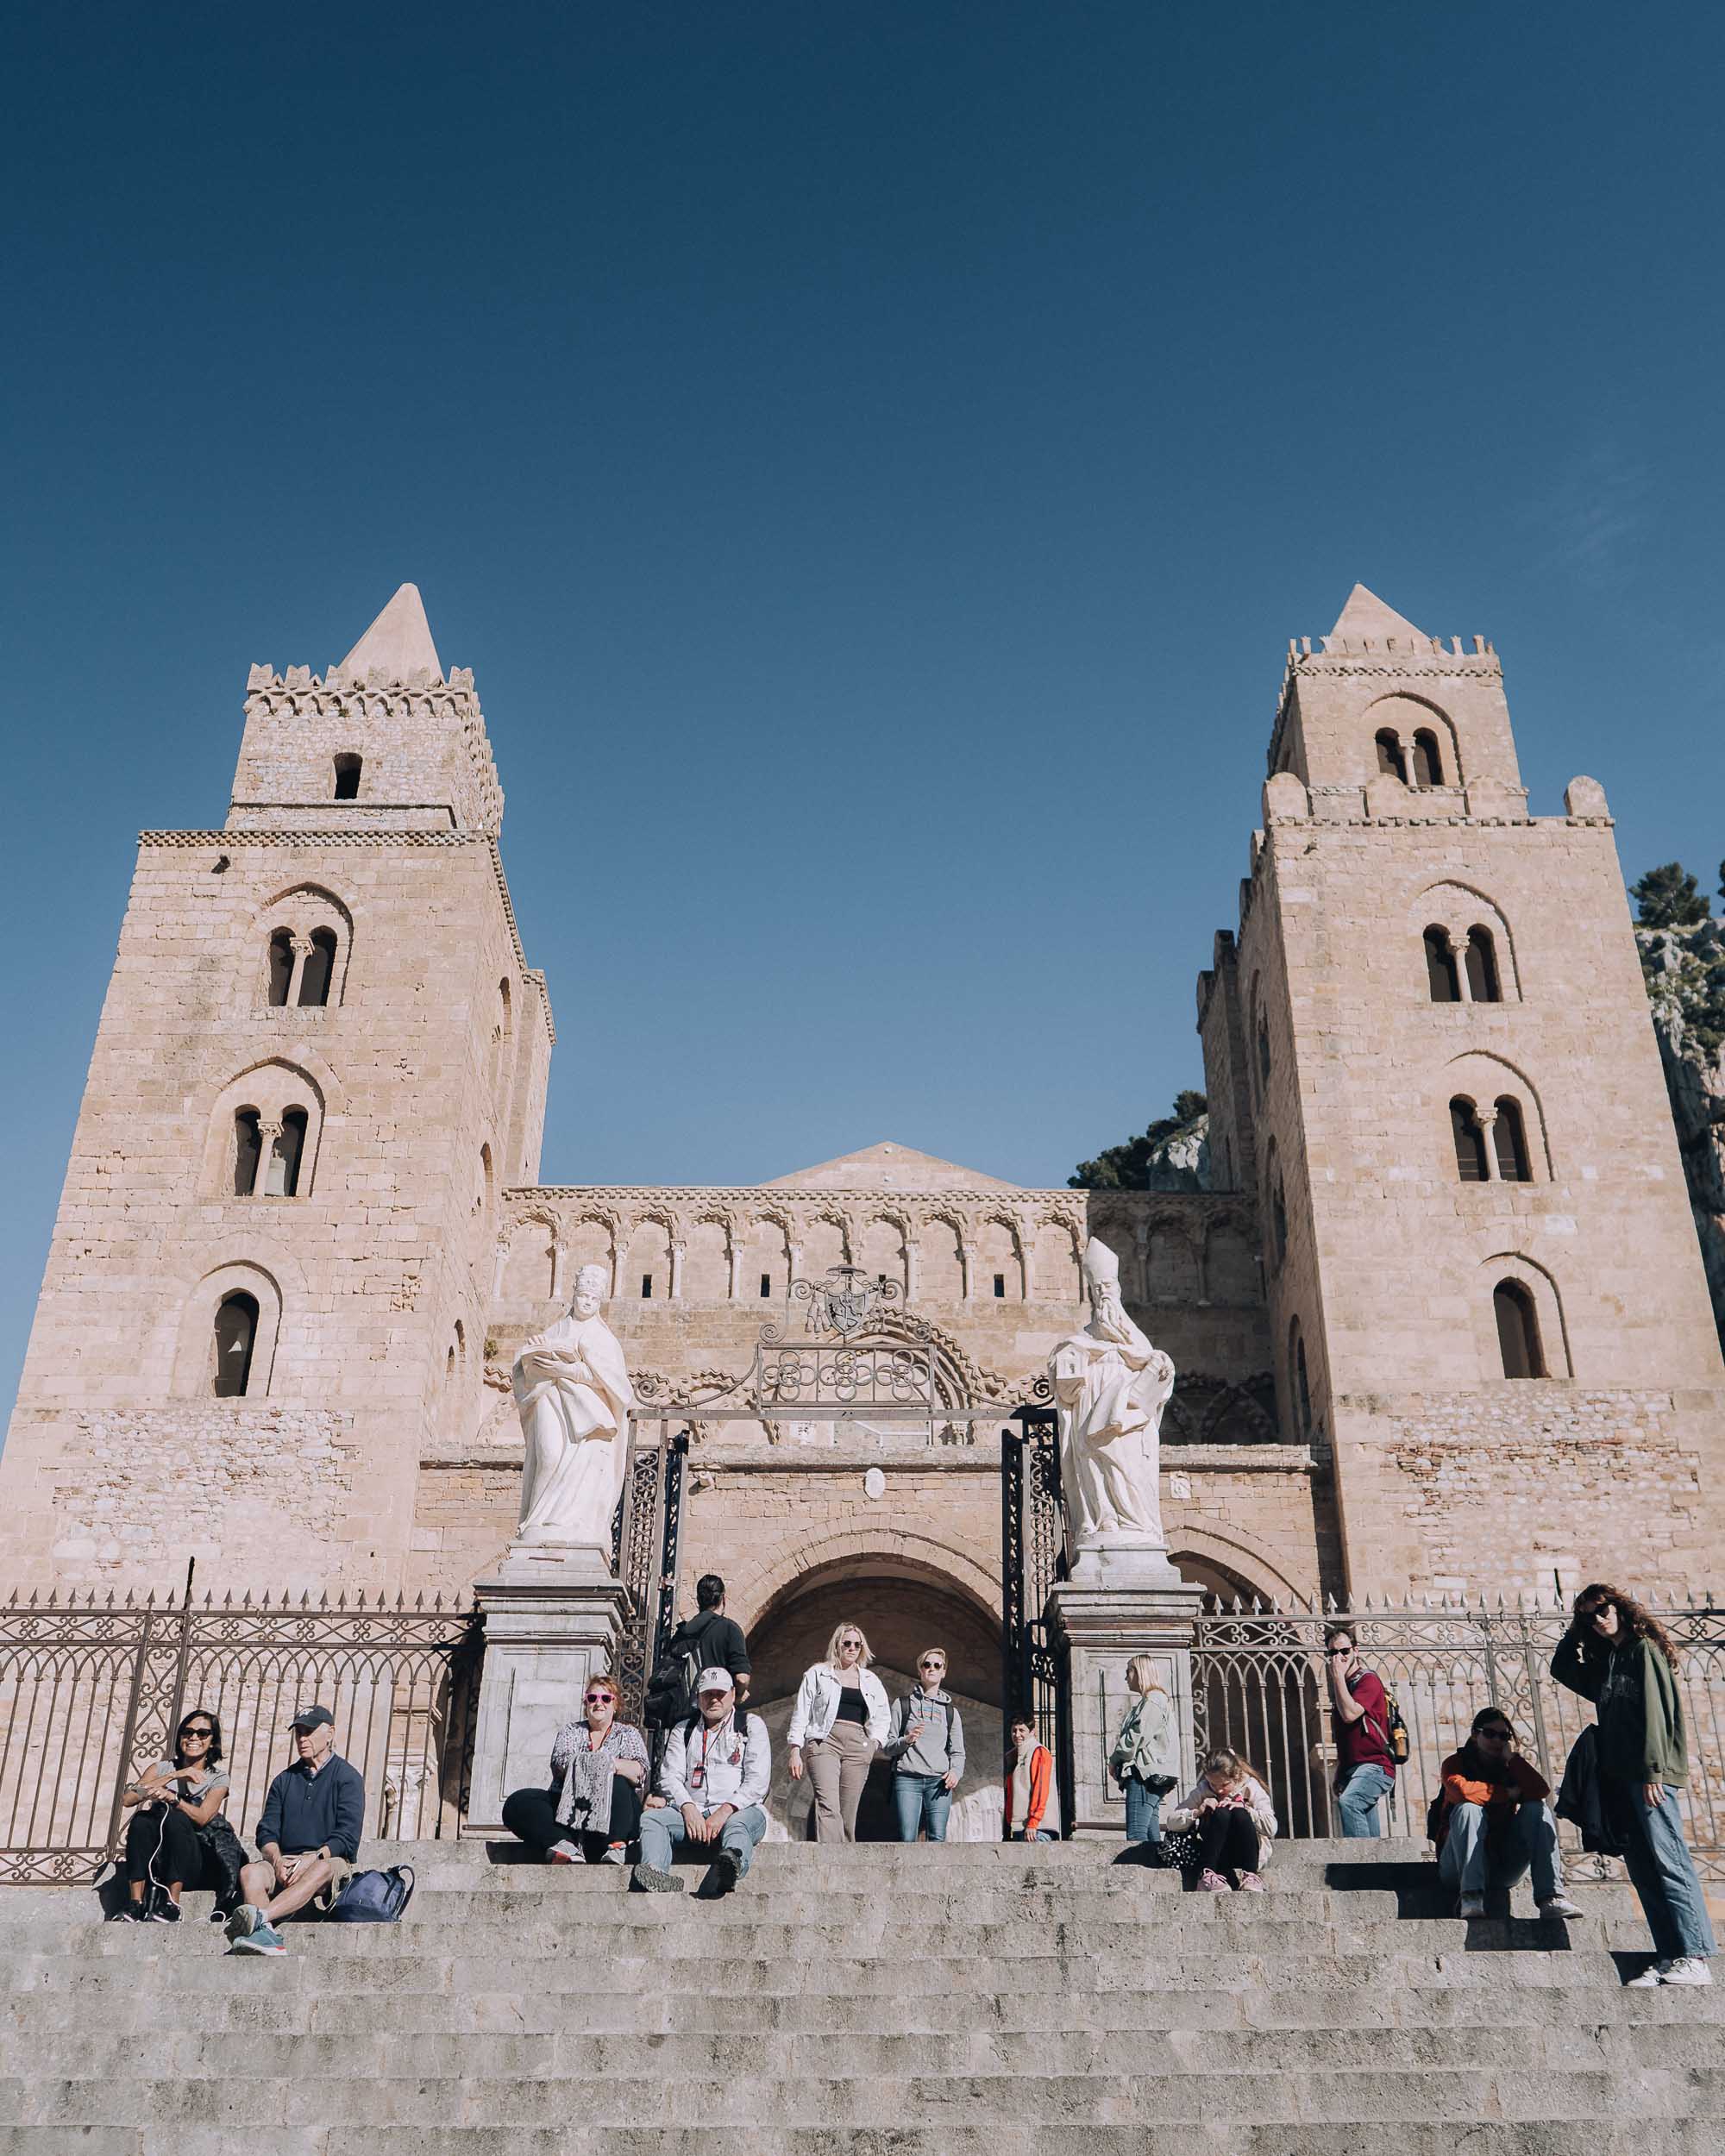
[
  {"xmin": 339, "ymin": 583, "xmax": 442, "ymax": 681},
  {"xmin": 1327, "ymin": 582, "xmax": 1428, "ymax": 645}
]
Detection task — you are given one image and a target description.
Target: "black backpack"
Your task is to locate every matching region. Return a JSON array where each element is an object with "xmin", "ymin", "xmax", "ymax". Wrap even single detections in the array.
[{"xmin": 644, "ymin": 1614, "xmax": 721, "ymax": 1731}]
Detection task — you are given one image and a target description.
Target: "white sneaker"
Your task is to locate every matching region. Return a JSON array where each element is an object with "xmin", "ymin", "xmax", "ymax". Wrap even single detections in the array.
[
  {"xmin": 1660, "ymin": 1957, "xmax": 1713, "ymax": 1986},
  {"xmin": 1627, "ymin": 1959, "xmax": 1675, "ymax": 1987},
  {"xmin": 1458, "ymin": 1893, "xmax": 1486, "ymax": 1919},
  {"xmin": 1538, "ymin": 1894, "xmax": 1584, "ymax": 1921},
  {"xmin": 549, "ymin": 1840, "xmax": 584, "ymax": 1865}
]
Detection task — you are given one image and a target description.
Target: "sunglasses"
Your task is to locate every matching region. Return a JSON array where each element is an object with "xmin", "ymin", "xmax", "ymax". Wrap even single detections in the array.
[
  {"xmin": 1477, "ymin": 1727, "xmax": 1514, "ymax": 1741},
  {"xmin": 1325, "ymin": 1648, "xmax": 1352, "ymax": 1658},
  {"xmin": 584, "ymin": 1693, "xmax": 616, "ymax": 1707},
  {"xmin": 919, "ymin": 1659, "xmax": 944, "ymax": 1669},
  {"xmin": 183, "ymin": 1727, "xmax": 214, "ymax": 1738}
]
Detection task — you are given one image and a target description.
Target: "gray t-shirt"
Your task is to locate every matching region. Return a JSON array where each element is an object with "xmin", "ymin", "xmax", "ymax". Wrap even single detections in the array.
[{"xmin": 143, "ymin": 1761, "xmax": 230, "ymax": 1802}]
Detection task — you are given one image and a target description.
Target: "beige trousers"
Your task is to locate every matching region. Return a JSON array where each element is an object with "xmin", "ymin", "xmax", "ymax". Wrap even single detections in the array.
[{"xmin": 805, "ymin": 1719, "xmax": 876, "ymax": 1842}]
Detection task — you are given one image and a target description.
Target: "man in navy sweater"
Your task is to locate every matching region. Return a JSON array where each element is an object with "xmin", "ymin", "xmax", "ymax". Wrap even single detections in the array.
[{"xmin": 227, "ymin": 1704, "xmax": 365, "ymax": 1956}]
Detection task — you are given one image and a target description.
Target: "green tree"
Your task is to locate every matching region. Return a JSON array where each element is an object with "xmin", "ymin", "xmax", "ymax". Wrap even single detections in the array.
[
  {"xmin": 1631, "ymin": 861, "xmax": 1709, "ymax": 929},
  {"xmin": 1069, "ymin": 1090, "xmax": 1208, "ymax": 1190}
]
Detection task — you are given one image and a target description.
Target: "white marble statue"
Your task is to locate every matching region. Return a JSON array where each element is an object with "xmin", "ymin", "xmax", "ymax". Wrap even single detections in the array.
[
  {"xmin": 511, "ymin": 1263, "xmax": 635, "ymax": 1554},
  {"xmin": 1050, "ymin": 1238, "xmax": 1176, "ymax": 1552}
]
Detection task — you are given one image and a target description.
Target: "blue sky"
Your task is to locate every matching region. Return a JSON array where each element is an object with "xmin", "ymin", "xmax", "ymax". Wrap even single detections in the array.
[{"xmin": 3, "ymin": 3, "xmax": 1723, "ymax": 1413}]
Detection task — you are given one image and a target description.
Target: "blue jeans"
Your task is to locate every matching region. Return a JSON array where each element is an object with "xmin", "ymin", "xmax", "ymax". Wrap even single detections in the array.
[
  {"xmin": 1611, "ymin": 1783, "xmax": 1716, "ymax": 1963},
  {"xmin": 1337, "ymin": 1762, "xmax": 1394, "ymax": 1837},
  {"xmin": 893, "ymin": 1773, "xmax": 952, "ymax": 1843},
  {"xmin": 637, "ymin": 1803, "xmax": 767, "ymax": 1882},
  {"xmin": 1121, "ymin": 1775, "xmax": 1164, "ymax": 1845},
  {"xmin": 1438, "ymin": 1800, "xmax": 1560, "ymax": 1903}
]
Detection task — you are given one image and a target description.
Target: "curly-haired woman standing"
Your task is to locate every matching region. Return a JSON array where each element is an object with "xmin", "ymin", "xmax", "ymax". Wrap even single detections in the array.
[{"xmin": 1552, "ymin": 1583, "xmax": 1715, "ymax": 1986}]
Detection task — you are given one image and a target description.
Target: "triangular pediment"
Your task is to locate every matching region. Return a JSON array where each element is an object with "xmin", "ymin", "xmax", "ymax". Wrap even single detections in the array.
[
  {"xmin": 762, "ymin": 1142, "xmax": 1020, "ymax": 1193},
  {"xmin": 1328, "ymin": 583, "xmax": 1428, "ymax": 644}
]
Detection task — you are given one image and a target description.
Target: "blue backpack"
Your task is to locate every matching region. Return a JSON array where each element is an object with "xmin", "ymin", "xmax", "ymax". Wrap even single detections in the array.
[{"xmin": 326, "ymin": 1864, "xmax": 415, "ymax": 1924}]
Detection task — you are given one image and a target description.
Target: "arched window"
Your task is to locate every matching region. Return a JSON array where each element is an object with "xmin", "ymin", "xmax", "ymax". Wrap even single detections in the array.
[
  {"xmin": 1410, "ymin": 730, "xmax": 1443, "ymax": 787},
  {"xmin": 333, "ymin": 754, "xmax": 362, "ymax": 800},
  {"xmin": 297, "ymin": 929, "xmax": 336, "ymax": 1009},
  {"xmin": 212, "ymin": 1292, "xmax": 259, "ymax": 1398},
  {"xmin": 1450, "ymin": 1098, "xmax": 1490, "ymax": 1181},
  {"xmin": 1494, "ymin": 1280, "xmax": 1545, "ymax": 1378},
  {"xmin": 1266, "ymin": 1146, "xmax": 1288, "ymax": 1270},
  {"xmin": 1257, "ymin": 1014, "xmax": 1271, "ymax": 1085},
  {"xmin": 267, "ymin": 931, "xmax": 295, "ymax": 1008},
  {"xmin": 1289, "ymin": 1319, "xmax": 1312, "ymax": 1439},
  {"xmin": 1492, "ymin": 1096, "xmax": 1531, "ymax": 1182},
  {"xmin": 233, "ymin": 1110, "xmax": 262, "ymax": 1196},
  {"xmin": 1424, "ymin": 927, "xmax": 1461, "ymax": 1003},
  {"xmin": 1374, "ymin": 730, "xmax": 1408, "ymax": 782},
  {"xmin": 1465, "ymin": 928, "xmax": 1502, "ymax": 1004},
  {"xmin": 262, "ymin": 1107, "xmax": 308, "ymax": 1197}
]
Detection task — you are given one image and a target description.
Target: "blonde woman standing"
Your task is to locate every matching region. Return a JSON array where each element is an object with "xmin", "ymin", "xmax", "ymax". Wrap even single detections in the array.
[
  {"xmin": 787, "ymin": 1621, "xmax": 890, "ymax": 1841},
  {"xmin": 1108, "ymin": 1656, "xmax": 1180, "ymax": 1846}
]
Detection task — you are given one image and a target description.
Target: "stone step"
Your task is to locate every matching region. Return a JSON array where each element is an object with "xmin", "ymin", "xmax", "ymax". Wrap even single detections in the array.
[
  {"xmin": 7, "ymin": 2019, "xmax": 1724, "ymax": 2083},
  {"xmin": 3, "ymin": 2130, "xmax": 1724, "ymax": 2156},
  {"xmin": 9, "ymin": 2065, "xmax": 1723, "ymax": 2128},
  {"xmin": 9, "ymin": 1977, "xmax": 1722, "ymax": 2038}
]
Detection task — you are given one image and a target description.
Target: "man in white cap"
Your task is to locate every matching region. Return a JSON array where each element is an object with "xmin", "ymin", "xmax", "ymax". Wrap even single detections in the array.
[{"xmin": 635, "ymin": 1668, "xmax": 770, "ymax": 1898}]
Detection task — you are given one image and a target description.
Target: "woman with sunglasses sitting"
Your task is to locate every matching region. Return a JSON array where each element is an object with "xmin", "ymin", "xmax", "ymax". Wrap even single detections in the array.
[
  {"xmin": 502, "ymin": 1671, "xmax": 650, "ymax": 1865},
  {"xmin": 113, "ymin": 1708, "xmax": 235, "ymax": 1923},
  {"xmin": 1435, "ymin": 1707, "xmax": 1581, "ymax": 1922}
]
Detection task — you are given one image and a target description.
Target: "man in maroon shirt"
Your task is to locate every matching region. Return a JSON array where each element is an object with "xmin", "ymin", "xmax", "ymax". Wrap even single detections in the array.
[{"xmin": 1325, "ymin": 1625, "xmax": 1396, "ymax": 1836}]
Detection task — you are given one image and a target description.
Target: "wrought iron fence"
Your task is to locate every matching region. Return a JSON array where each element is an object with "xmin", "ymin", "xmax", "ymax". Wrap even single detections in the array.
[
  {"xmin": 1193, "ymin": 1597, "xmax": 1725, "ymax": 1880},
  {"xmin": 0, "ymin": 1588, "xmax": 481, "ymax": 1884}
]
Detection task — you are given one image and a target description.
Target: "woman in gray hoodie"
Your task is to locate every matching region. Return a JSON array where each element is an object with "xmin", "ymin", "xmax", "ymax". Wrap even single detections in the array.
[{"xmin": 883, "ymin": 1646, "xmax": 966, "ymax": 1842}]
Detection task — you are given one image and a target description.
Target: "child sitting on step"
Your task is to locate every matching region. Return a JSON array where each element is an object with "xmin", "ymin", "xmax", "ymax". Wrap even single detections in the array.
[{"xmin": 1163, "ymin": 1748, "xmax": 1276, "ymax": 1891}]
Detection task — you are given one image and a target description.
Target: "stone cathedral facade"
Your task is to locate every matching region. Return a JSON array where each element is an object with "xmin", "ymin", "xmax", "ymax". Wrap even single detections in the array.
[{"xmin": 4, "ymin": 581, "xmax": 1722, "ymax": 1689}]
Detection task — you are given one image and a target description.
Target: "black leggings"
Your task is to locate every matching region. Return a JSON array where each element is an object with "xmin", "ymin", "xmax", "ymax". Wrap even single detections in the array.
[
  {"xmin": 502, "ymin": 1777, "xmax": 643, "ymax": 1861},
  {"xmin": 1196, "ymin": 1806, "xmax": 1260, "ymax": 1877},
  {"xmin": 124, "ymin": 1807, "xmax": 209, "ymax": 1890}
]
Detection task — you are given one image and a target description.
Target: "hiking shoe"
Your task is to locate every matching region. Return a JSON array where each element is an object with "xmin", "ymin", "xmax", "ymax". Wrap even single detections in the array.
[
  {"xmin": 549, "ymin": 1840, "xmax": 584, "ymax": 1865},
  {"xmin": 1538, "ymin": 1893, "xmax": 1584, "ymax": 1921},
  {"xmin": 600, "ymin": 1843, "xmax": 627, "ymax": 1865},
  {"xmin": 1458, "ymin": 1893, "xmax": 1486, "ymax": 1919},
  {"xmin": 631, "ymin": 1862, "xmax": 685, "ymax": 1895},
  {"xmin": 224, "ymin": 1903, "xmax": 262, "ymax": 1944},
  {"xmin": 1661, "ymin": 1958, "xmax": 1714, "ymax": 1986},
  {"xmin": 107, "ymin": 1904, "xmax": 143, "ymax": 1923},
  {"xmin": 1237, "ymin": 1871, "xmax": 1266, "ymax": 1893},
  {"xmin": 230, "ymin": 1921, "xmax": 286, "ymax": 1956},
  {"xmin": 147, "ymin": 1898, "xmax": 182, "ymax": 1925},
  {"xmin": 1197, "ymin": 1868, "xmax": 1229, "ymax": 1892},
  {"xmin": 698, "ymin": 1849, "xmax": 741, "ymax": 1900}
]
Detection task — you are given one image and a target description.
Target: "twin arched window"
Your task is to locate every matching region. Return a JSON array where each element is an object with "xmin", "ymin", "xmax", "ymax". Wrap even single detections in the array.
[
  {"xmin": 267, "ymin": 925, "xmax": 339, "ymax": 1007},
  {"xmin": 1450, "ymin": 1095, "xmax": 1531, "ymax": 1182},
  {"xmin": 1424, "ymin": 924, "xmax": 1502, "ymax": 1003},
  {"xmin": 232, "ymin": 1106, "xmax": 310, "ymax": 1196}
]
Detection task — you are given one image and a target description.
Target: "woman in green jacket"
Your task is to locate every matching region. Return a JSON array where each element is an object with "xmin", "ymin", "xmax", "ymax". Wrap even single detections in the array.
[{"xmin": 1552, "ymin": 1582, "xmax": 1714, "ymax": 1986}]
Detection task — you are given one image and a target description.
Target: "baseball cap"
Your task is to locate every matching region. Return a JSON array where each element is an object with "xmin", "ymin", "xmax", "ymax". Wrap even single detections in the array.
[
  {"xmin": 694, "ymin": 1668, "xmax": 734, "ymax": 1695},
  {"xmin": 289, "ymin": 1703, "xmax": 334, "ymax": 1731}
]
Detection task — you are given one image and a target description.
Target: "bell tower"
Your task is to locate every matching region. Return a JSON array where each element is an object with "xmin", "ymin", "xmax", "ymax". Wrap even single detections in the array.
[
  {"xmin": 0, "ymin": 586, "xmax": 554, "ymax": 1595},
  {"xmin": 1216, "ymin": 585, "xmax": 1725, "ymax": 1601}
]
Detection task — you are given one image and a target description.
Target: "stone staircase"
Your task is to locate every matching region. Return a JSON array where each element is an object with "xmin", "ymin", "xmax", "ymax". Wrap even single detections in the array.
[{"xmin": 3, "ymin": 1837, "xmax": 1722, "ymax": 2153}]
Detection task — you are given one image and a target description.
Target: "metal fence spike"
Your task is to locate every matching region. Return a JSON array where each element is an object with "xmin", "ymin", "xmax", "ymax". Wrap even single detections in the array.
[{"xmin": 414, "ymin": 1590, "xmax": 424, "ymax": 1611}]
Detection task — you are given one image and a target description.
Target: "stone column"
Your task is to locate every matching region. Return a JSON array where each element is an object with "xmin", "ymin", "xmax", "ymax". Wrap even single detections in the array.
[
  {"xmin": 492, "ymin": 1238, "xmax": 511, "ymax": 1300},
  {"xmin": 548, "ymin": 1238, "xmax": 568, "ymax": 1300},
  {"xmin": 467, "ymin": 1547, "xmax": 630, "ymax": 1837},
  {"xmin": 1477, "ymin": 1106, "xmax": 1501, "ymax": 1181},
  {"xmin": 1455, "ymin": 930, "xmax": 1476, "ymax": 1003},
  {"xmin": 959, "ymin": 1243, "xmax": 976, "ymax": 1300},
  {"xmin": 285, "ymin": 934, "xmax": 314, "ymax": 1006},
  {"xmin": 728, "ymin": 1240, "xmax": 743, "ymax": 1301},
  {"xmin": 904, "ymin": 1238, "xmax": 920, "ymax": 1304},
  {"xmin": 1046, "ymin": 1553, "xmax": 1204, "ymax": 1840},
  {"xmin": 668, "ymin": 1239, "xmax": 686, "ymax": 1300}
]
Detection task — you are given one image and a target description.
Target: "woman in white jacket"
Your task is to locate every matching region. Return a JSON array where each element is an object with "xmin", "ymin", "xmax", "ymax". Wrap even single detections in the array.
[
  {"xmin": 1163, "ymin": 1747, "xmax": 1277, "ymax": 1892},
  {"xmin": 787, "ymin": 1621, "xmax": 891, "ymax": 1842}
]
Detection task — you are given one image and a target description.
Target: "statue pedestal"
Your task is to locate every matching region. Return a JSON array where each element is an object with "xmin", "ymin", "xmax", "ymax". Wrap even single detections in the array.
[
  {"xmin": 467, "ymin": 1545, "xmax": 628, "ymax": 1837},
  {"xmin": 1046, "ymin": 1565, "xmax": 1205, "ymax": 1839}
]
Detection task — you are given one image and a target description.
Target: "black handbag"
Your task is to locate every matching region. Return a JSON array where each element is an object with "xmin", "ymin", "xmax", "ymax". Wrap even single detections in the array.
[{"xmin": 194, "ymin": 1814, "xmax": 248, "ymax": 1914}]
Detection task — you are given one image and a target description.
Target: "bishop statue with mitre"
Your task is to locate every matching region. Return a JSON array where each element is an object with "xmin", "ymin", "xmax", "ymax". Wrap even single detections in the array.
[{"xmin": 1050, "ymin": 1238, "xmax": 1176, "ymax": 1553}]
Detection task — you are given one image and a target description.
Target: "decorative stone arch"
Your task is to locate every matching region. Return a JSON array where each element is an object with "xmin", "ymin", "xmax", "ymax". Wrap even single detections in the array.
[
  {"xmin": 252, "ymin": 881, "xmax": 356, "ymax": 1008},
  {"xmin": 501, "ymin": 1207, "xmax": 563, "ymax": 1303},
  {"xmin": 1409, "ymin": 878, "xmax": 1521, "ymax": 1002},
  {"xmin": 684, "ymin": 1210, "xmax": 736, "ymax": 1302},
  {"xmin": 169, "ymin": 1257, "xmax": 290, "ymax": 1401},
  {"xmin": 1477, "ymin": 1250, "xmax": 1572, "ymax": 1380},
  {"xmin": 1364, "ymin": 692, "xmax": 1463, "ymax": 790},
  {"xmin": 1145, "ymin": 1218, "xmax": 1203, "ymax": 1302},
  {"xmin": 740, "ymin": 1212, "xmax": 794, "ymax": 1302},
  {"xmin": 199, "ymin": 1057, "xmax": 332, "ymax": 1200},
  {"xmin": 624, "ymin": 1213, "xmax": 674, "ymax": 1300},
  {"xmin": 1441, "ymin": 1049, "xmax": 1552, "ymax": 1181},
  {"xmin": 1203, "ymin": 1215, "xmax": 1261, "ymax": 1306},
  {"xmin": 854, "ymin": 1211, "xmax": 909, "ymax": 1291},
  {"xmin": 1032, "ymin": 1211, "xmax": 1083, "ymax": 1307},
  {"xmin": 974, "ymin": 1212, "xmax": 1026, "ymax": 1301},
  {"xmin": 918, "ymin": 1210, "xmax": 967, "ymax": 1301},
  {"xmin": 729, "ymin": 1526, "xmax": 1003, "ymax": 1641},
  {"xmin": 1168, "ymin": 1525, "xmax": 1312, "ymax": 1611}
]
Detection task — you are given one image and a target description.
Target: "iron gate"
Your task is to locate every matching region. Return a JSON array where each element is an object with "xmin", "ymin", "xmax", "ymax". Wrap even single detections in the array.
[
  {"xmin": 1000, "ymin": 1405, "xmax": 1073, "ymax": 1836},
  {"xmin": 613, "ymin": 1423, "xmax": 690, "ymax": 1728}
]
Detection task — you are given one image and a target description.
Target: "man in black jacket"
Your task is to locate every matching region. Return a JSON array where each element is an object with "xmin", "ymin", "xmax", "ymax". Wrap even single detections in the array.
[
  {"xmin": 660, "ymin": 1576, "xmax": 752, "ymax": 1706},
  {"xmin": 226, "ymin": 1705, "xmax": 365, "ymax": 1956}
]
